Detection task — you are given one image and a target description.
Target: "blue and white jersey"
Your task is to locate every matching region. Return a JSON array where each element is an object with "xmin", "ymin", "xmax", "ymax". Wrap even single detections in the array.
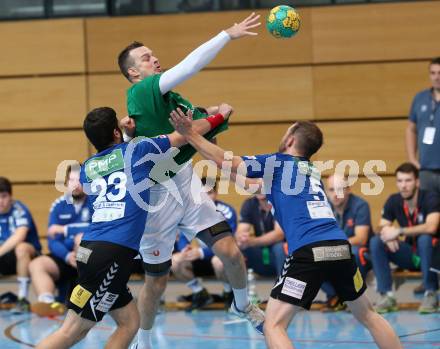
[
  {"xmin": 242, "ymin": 153, "xmax": 346, "ymax": 254},
  {"xmin": 0, "ymin": 200, "xmax": 41, "ymax": 251},
  {"xmin": 80, "ymin": 137, "xmax": 171, "ymax": 251},
  {"xmin": 215, "ymin": 200, "xmax": 237, "ymax": 233},
  {"xmin": 48, "ymin": 195, "xmax": 92, "ymax": 261}
]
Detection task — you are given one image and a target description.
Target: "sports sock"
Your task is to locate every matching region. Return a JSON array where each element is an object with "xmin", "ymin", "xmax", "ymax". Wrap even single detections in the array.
[
  {"xmin": 17, "ymin": 277, "xmax": 30, "ymax": 300},
  {"xmin": 223, "ymin": 282, "xmax": 232, "ymax": 293},
  {"xmin": 232, "ymin": 287, "xmax": 249, "ymax": 311},
  {"xmin": 186, "ymin": 278, "xmax": 203, "ymax": 293},
  {"xmin": 137, "ymin": 328, "xmax": 152, "ymax": 349},
  {"xmin": 38, "ymin": 293, "xmax": 55, "ymax": 303}
]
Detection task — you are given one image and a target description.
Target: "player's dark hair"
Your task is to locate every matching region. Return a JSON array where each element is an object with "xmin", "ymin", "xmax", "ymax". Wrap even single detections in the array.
[
  {"xmin": 0, "ymin": 177, "xmax": 12, "ymax": 195},
  {"xmin": 118, "ymin": 41, "xmax": 144, "ymax": 81},
  {"xmin": 290, "ymin": 121, "xmax": 323, "ymax": 159},
  {"xmin": 83, "ymin": 107, "xmax": 119, "ymax": 152},
  {"xmin": 430, "ymin": 57, "xmax": 440, "ymax": 66},
  {"xmin": 395, "ymin": 162, "xmax": 419, "ymax": 179},
  {"xmin": 65, "ymin": 163, "xmax": 81, "ymax": 185}
]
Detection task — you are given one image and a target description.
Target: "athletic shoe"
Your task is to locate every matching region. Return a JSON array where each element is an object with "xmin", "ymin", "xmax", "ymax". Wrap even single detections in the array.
[
  {"xmin": 177, "ymin": 293, "xmax": 193, "ymax": 302},
  {"xmin": 0, "ymin": 291, "xmax": 18, "ymax": 310},
  {"xmin": 185, "ymin": 288, "xmax": 213, "ymax": 312},
  {"xmin": 230, "ymin": 301, "xmax": 265, "ymax": 335},
  {"xmin": 418, "ymin": 291, "xmax": 438, "ymax": 314},
  {"xmin": 31, "ymin": 301, "xmax": 67, "ymax": 317},
  {"xmin": 10, "ymin": 298, "xmax": 30, "ymax": 314},
  {"xmin": 413, "ymin": 283, "xmax": 425, "ymax": 295},
  {"xmin": 320, "ymin": 295, "xmax": 347, "ymax": 313},
  {"xmin": 375, "ymin": 294, "xmax": 398, "ymax": 314}
]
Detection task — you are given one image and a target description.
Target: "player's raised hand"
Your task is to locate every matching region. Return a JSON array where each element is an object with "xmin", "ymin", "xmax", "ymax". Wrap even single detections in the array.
[
  {"xmin": 218, "ymin": 103, "xmax": 234, "ymax": 121},
  {"xmin": 225, "ymin": 12, "xmax": 261, "ymax": 39},
  {"xmin": 120, "ymin": 116, "xmax": 136, "ymax": 137},
  {"xmin": 169, "ymin": 108, "xmax": 193, "ymax": 135}
]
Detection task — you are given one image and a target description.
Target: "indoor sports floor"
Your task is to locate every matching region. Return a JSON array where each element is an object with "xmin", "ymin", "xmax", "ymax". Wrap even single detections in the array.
[{"xmin": 0, "ymin": 309, "xmax": 439, "ymax": 348}]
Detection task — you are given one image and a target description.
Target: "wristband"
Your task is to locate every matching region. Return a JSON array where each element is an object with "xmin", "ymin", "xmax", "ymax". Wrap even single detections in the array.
[{"xmin": 206, "ymin": 113, "xmax": 225, "ymax": 129}]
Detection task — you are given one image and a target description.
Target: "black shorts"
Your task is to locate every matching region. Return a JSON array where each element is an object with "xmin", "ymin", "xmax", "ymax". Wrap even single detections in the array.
[
  {"xmin": 271, "ymin": 240, "xmax": 367, "ymax": 310},
  {"xmin": 67, "ymin": 241, "xmax": 137, "ymax": 322},
  {"xmin": 0, "ymin": 250, "xmax": 16, "ymax": 275},
  {"xmin": 47, "ymin": 254, "xmax": 78, "ymax": 283}
]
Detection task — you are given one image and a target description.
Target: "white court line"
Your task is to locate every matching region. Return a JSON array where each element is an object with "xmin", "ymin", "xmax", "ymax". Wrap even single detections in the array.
[{"xmin": 223, "ymin": 318, "xmax": 248, "ymax": 325}]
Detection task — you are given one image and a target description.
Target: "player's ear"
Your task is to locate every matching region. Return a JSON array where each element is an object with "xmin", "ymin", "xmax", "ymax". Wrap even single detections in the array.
[
  {"xmin": 286, "ymin": 135, "xmax": 294, "ymax": 149},
  {"xmin": 114, "ymin": 128, "xmax": 123, "ymax": 143},
  {"xmin": 127, "ymin": 67, "xmax": 139, "ymax": 80}
]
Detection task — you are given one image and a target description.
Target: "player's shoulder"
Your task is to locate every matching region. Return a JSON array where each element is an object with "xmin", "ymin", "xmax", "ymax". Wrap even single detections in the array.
[
  {"xmin": 49, "ymin": 195, "xmax": 67, "ymax": 213},
  {"xmin": 129, "ymin": 75, "xmax": 161, "ymax": 93},
  {"xmin": 420, "ymin": 189, "xmax": 440, "ymax": 206},
  {"xmin": 385, "ymin": 193, "xmax": 402, "ymax": 206},
  {"xmin": 413, "ymin": 88, "xmax": 431, "ymax": 102},
  {"xmin": 349, "ymin": 193, "xmax": 370, "ymax": 208},
  {"xmin": 83, "ymin": 144, "xmax": 127, "ymax": 182},
  {"xmin": 11, "ymin": 200, "xmax": 30, "ymax": 217}
]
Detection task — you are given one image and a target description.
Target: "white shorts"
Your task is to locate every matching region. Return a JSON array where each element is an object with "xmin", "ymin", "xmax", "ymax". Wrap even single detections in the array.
[{"xmin": 140, "ymin": 163, "xmax": 225, "ymax": 265}]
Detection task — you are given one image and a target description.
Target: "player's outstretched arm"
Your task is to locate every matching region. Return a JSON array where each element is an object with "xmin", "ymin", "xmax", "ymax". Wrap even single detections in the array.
[
  {"xmin": 167, "ymin": 105, "xmax": 232, "ymax": 148},
  {"xmin": 159, "ymin": 12, "xmax": 260, "ymax": 94},
  {"xmin": 170, "ymin": 108, "xmax": 263, "ymax": 193}
]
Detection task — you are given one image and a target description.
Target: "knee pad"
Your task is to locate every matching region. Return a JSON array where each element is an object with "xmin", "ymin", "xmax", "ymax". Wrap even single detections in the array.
[
  {"xmin": 143, "ymin": 259, "xmax": 171, "ymax": 277},
  {"xmin": 196, "ymin": 221, "xmax": 232, "ymax": 248}
]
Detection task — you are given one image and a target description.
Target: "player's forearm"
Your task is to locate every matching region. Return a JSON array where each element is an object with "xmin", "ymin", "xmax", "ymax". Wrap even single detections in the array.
[
  {"xmin": 185, "ymin": 129, "xmax": 229, "ymax": 167},
  {"xmin": 349, "ymin": 227, "xmax": 369, "ymax": 246},
  {"xmin": 169, "ymin": 117, "xmax": 224, "ymax": 147},
  {"xmin": 401, "ymin": 223, "xmax": 437, "ymax": 236},
  {"xmin": 0, "ymin": 232, "xmax": 26, "ymax": 256},
  {"xmin": 159, "ymin": 31, "xmax": 231, "ymax": 94},
  {"xmin": 192, "ymin": 118, "xmax": 215, "ymax": 136},
  {"xmin": 252, "ymin": 230, "xmax": 284, "ymax": 247},
  {"xmin": 48, "ymin": 239, "xmax": 70, "ymax": 261}
]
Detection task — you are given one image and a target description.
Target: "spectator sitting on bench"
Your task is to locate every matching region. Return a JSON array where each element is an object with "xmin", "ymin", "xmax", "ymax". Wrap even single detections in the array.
[
  {"xmin": 0, "ymin": 177, "xmax": 42, "ymax": 313},
  {"xmin": 235, "ymin": 195, "xmax": 285, "ymax": 277},
  {"xmin": 29, "ymin": 166, "xmax": 90, "ymax": 316},
  {"xmin": 370, "ymin": 162, "xmax": 440, "ymax": 314},
  {"xmin": 172, "ymin": 177, "xmax": 237, "ymax": 311},
  {"xmin": 320, "ymin": 174, "xmax": 373, "ymax": 312}
]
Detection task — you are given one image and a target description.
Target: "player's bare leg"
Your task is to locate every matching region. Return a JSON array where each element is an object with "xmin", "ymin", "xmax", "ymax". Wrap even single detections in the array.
[
  {"xmin": 106, "ymin": 300, "xmax": 140, "ymax": 349},
  {"xmin": 29, "ymin": 256, "xmax": 60, "ymax": 298},
  {"xmin": 136, "ymin": 274, "xmax": 168, "ymax": 349},
  {"xmin": 35, "ymin": 310, "xmax": 95, "ymax": 349},
  {"xmin": 211, "ymin": 235, "xmax": 265, "ymax": 333},
  {"xmin": 211, "ymin": 255, "xmax": 227, "ymax": 282},
  {"xmin": 263, "ymin": 297, "xmax": 298, "ymax": 349},
  {"xmin": 346, "ymin": 293, "xmax": 402, "ymax": 349},
  {"xmin": 211, "ymin": 236, "xmax": 246, "ymax": 293}
]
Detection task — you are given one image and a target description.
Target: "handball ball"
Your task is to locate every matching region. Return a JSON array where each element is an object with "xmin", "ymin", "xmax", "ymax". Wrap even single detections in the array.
[{"xmin": 266, "ymin": 5, "xmax": 301, "ymax": 39}]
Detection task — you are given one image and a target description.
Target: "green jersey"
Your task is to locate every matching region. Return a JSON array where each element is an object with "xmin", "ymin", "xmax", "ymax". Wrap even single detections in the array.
[{"xmin": 126, "ymin": 74, "xmax": 228, "ymax": 165}]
